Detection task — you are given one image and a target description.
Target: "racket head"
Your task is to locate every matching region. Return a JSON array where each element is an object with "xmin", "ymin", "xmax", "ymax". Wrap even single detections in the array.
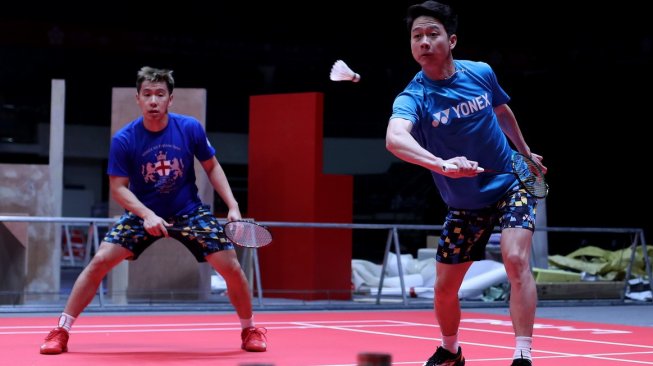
[
  {"xmin": 223, "ymin": 220, "xmax": 273, "ymax": 248},
  {"xmin": 512, "ymin": 153, "xmax": 549, "ymax": 199}
]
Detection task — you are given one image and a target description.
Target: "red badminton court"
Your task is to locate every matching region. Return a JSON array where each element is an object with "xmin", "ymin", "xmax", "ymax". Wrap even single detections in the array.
[{"xmin": 2, "ymin": 309, "xmax": 652, "ymax": 365}]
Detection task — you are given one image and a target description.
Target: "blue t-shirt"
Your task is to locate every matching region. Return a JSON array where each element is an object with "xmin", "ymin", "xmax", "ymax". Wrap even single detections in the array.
[
  {"xmin": 391, "ymin": 60, "xmax": 517, "ymax": 209},
  {"xmin": 107, "ymin": 113, "xmax": 216, "ymax": 218}
]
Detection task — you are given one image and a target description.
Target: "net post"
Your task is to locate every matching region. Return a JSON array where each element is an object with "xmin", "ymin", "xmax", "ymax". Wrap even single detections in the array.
[
  {"xmin": 376, "ymin": 229, "xmax": 393, "ymax": 305},
  {"xmin": 392, "ymin": 227, "xmax": 408, "ymax": 305},
  {"xmin": 252, "ymin": 248, "xmax": 264, "ymax": 307}
]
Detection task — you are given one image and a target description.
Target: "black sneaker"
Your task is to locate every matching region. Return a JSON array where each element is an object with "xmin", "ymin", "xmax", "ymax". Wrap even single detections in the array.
[
  {"xmin": 510, "ymin": 359, "xmax": 532, "ymax": 366},
  {"xmin": 424, "ymin": 346, "xmax": 465, "ymax": 366}
]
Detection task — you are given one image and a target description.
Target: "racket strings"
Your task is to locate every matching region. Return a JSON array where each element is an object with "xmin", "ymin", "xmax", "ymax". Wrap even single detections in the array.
[
  {"xmin": 513, "ymin": 155, "xmax": 548, "ymax": 198},
  {"xmin": 224, "ymin": 222, "xmax": 272, "ymax": 247}
]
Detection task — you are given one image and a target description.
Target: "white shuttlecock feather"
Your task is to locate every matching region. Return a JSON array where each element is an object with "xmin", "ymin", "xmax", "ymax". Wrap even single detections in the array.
[{"xmin": 330, "ymin": 60, "xmax": 360, "ymax": 82}]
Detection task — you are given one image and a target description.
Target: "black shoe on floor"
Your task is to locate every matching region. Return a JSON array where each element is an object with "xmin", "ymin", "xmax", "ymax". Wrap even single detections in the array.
[
  {"xmin": 510, "ymin": 358, "xmax": 532, "ymax": 366},
  {"xmin": 423, "ymin": 346, "xmax": 465, "ymax": 366}
]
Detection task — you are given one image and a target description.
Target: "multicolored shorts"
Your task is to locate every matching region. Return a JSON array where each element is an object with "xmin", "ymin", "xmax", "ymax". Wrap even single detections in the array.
[
  {"xmin": 436, "ymin": 184, "xmax": 538, "ymax": 264},
  {"xmin": 103, "ymin": 204, "xmax": 234, "ymax": 262}
]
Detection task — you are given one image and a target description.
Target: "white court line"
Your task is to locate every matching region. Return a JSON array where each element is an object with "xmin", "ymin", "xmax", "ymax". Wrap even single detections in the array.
[
  {"xmin": 0, "ymin": 319, "xmax": 399, "ymax": 330},
  {"xmin": 0, "ymin": 322, "xmax": 416, "ymax": 335},
  {"xmin": 383, "ymin": 319, "xmax": 653, "ymax": 350},
  {"xmin": 313, "ymin": 351, "xmax": 653, "ymax": 366},
  {"xmin": 289, "ymin": 320, "xmax": 653, "ymax": 365}
]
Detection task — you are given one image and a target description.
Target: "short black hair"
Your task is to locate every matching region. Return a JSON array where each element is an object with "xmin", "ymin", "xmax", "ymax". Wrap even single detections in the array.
[
  {"xmin": 406, "ymin": 1, "xmax": 458, "ymax": 36},
  {"xmin": 136, "ymin": 66, "xmax": 175, "ymax": 94}
]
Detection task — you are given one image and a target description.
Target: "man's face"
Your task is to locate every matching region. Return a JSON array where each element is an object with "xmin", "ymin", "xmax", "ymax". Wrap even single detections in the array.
[
  {"xmin": 136, "ymin": 81, "xmax": 173, "ymax": 119},
  {"xmin": 410, "ymin": 16, "xmax": 455, "ymax": 67}
]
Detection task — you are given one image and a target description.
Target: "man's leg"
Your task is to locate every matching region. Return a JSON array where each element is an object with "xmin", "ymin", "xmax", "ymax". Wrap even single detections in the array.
[
  {"xmin": 40, "ymin": 242, "xmax": 131, "ymax": 355},
  {"xmin": 206, "ymin": 250, "xmax": 253, "ymax": 319},
  {"xmin": 501, "ymin": 227, "xmax": 536, "ymax": 361},
  {"xmin": 435, "ymin": 261, "xmax": 472, "ymax": 349},
  {"xmin": 206, "ymin": 250, "xmax": 266, "ymax": 352},
  {"xmin": 420, "ymin": 261, "xmax": 471, "ymax": 365},
  {"xmin": 501, "ymin": 228, "xmax": 536, "ymax": 336},
  {"xmin": 424, "ymin": 206, "xmax": 496, "ymax": 365},
  {"xmin": 64, "ymin": 243, "xmax": 132, "ymax": 316}
]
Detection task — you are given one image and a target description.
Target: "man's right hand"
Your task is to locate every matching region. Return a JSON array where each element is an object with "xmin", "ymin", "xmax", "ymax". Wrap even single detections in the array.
[
  {"xmin": 142, "ymin": 213, "xmax": 171, "ymax": 237},
  {"xmin": 440, "ymin": 157, "xmax": 481, "ymax": 178}
]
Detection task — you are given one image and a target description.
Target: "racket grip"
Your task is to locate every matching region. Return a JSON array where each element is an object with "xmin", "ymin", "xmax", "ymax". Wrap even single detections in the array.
[
  {"xmin": 442, "ymin": 163, "xmax": 458, "ymax": 172},
  {"xmin": 442, "ymin": 164, "xmax": 485, "ymax": 173}
]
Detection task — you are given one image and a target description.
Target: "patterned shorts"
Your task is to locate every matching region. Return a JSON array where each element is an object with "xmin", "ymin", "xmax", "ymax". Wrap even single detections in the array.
[
  {"xmin": 436, "ymin": 185, "xmax": 538, "ymax": 264},
  {"xmin": 103, "ymin": 204, "xmax": 234, "ymax": 262}
]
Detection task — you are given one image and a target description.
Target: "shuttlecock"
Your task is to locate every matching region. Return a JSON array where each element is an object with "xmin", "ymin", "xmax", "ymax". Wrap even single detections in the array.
[{"xmin": 330, "ymin": 60, "xmax": 360, "ymax": 82}]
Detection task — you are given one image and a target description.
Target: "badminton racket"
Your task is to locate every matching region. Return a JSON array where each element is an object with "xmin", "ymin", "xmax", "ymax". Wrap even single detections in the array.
[
  {"xmin": 443, "ymin": 153, "xmax": 549, "ymax": 198},
  {"xmin": 168, "ymin": 220, "xmax": 273, "ymax": 248}
]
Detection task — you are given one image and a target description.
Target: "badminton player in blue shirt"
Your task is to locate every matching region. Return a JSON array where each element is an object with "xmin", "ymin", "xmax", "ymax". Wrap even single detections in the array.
[
  {"xmin": 386, "ymin": 2, "xmax": 546, "ymax": 365},
  {"xmin": 40, "ymin": 66, "xmax": 267, "ymax": 355}
]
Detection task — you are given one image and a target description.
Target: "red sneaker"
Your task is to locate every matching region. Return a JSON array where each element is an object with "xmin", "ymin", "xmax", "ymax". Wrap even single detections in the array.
[
  {"xmin": 40, "ymin": 327, "xmax": 69, "ymax": 355},
  {"xmin": 241, "ymin": 327, "xmax": 267, "ymax": 352}
]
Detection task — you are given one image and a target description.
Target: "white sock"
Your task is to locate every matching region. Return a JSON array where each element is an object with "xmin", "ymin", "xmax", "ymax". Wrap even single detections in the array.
[
  {"xmin": 240, "ymin": 317, "xmax": 254, "ymax": 329},
  {"xmin": 513, "ymin": 336, "xmax": 532, "ymax": 360},
  {"xmin": 442, "ymin": 333, "xmax": 459, "ymax": 354},
  {"xmin": 58, "ymin": 313, "xmax": 76, "ymax": 332}
]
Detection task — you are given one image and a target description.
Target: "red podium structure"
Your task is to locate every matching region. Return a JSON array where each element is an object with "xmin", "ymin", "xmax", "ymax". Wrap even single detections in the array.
[{"xmin": 248, "ymin": 92, "xmax": 353, "ymax": 300}]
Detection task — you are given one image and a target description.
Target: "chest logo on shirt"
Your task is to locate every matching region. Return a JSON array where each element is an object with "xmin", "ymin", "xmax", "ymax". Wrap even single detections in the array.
[
  {"xmin": 142, "ymin": 150, "xmax": 185, "ymax": 193},
  {"xmin": 431, "ymin": 93, "xmax": 490, "ymax": 127}
]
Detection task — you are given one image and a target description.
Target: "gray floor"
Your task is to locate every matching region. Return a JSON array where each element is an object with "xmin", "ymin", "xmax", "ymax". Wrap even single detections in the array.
[{"xmin": 3, "ymin": 267, "xmax": 650, "ymax": 328}]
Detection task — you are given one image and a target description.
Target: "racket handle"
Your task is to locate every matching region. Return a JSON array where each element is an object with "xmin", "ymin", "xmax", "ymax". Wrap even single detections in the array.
[
  {"xmin": 442, "ymin": 163, "xmax": 458, "ymax": 172},
  {"xmin": 443, "ymin": 163, "xmax": 485, "ymax": 173}
]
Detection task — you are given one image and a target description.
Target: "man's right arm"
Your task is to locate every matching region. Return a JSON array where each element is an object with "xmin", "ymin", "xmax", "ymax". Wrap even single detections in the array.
[
  {"xmin": 109, "ymin": 175, "xmax": 170, "ymax": 236},
  {"xmin": 386, "ymin": 117, "xmax": 473, "ymax": 176}
]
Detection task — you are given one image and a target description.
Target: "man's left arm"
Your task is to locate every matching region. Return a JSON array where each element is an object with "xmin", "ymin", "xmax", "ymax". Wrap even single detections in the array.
[
  {"xmin": 494, "ymin": 104, "xmax": 531, "ymax": 156},
  {"xmin": 495, "ymin": 104, "xmax": 547, "ymax": 172},
  {"xmin": 200, "ymin": 156, "xmax": 242, "ymax": 221}
]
